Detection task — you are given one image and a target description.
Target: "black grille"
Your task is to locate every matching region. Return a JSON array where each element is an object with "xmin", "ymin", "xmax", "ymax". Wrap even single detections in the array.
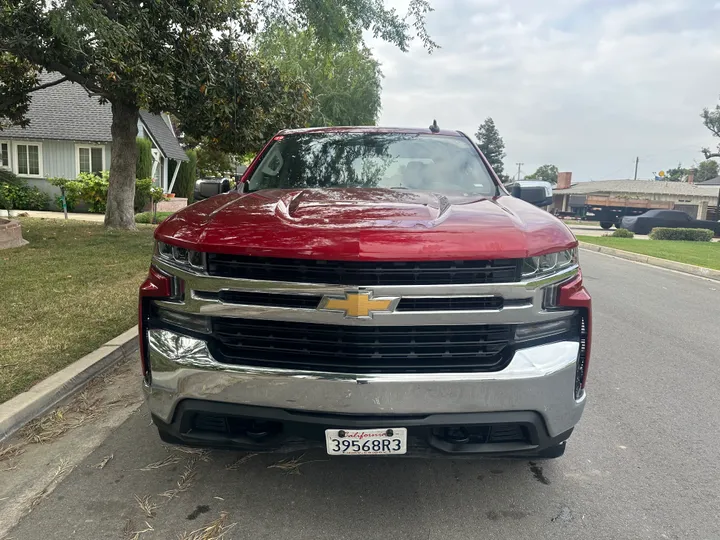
[
  {"xmin": 206, "ymin": 255, "xmax": 521, "ymax": 285},
  {"xmin": 397, "ymin": 297, "xmax": 503, "ymax": 311},
  {"xmin": 209, "ymin": 318, "xmax": 513, "ymax": 373}
]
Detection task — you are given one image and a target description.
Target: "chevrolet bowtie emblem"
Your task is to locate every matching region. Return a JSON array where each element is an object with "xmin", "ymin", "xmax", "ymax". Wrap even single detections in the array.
[{"xmin": 318, "ymin": 292, "xmax": 399, "ymax": 318}]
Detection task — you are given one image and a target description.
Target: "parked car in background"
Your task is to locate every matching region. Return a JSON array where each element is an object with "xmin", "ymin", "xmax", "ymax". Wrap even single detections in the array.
[{"xmin": 620, "ymin": 209, "xmax": 720, "ymax": 236}]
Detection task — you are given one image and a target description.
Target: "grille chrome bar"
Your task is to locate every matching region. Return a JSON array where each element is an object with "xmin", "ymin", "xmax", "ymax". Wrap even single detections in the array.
[{"xmin": 152, "ymin": 258, "xmax": 579, "ymax": 327}]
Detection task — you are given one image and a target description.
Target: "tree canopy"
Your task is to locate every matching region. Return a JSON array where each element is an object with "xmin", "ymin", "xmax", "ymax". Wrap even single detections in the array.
[
  {"xmin": 695, "ymin": 159, "xmax": 718, "ymax": 183},
  {"xmin": 701, "ymin": 101, "xmax": 720, "ymax": 160},
  {"xmin": 525, "ymin": 164, "xmax": 559, "ymax": 185},
  {"xmin": 474, "ymin": 117, "xmax": 508, "ymax": 182},
  {"xmin": 256, "ymin": 24, "xmax": 383, "ymax": 127},
  {"xmin": 0, "ymin": 0, "xmax": 435, "ymax": 229}
]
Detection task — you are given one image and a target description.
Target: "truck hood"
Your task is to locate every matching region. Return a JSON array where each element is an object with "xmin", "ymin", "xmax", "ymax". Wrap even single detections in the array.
[{"xmin": 155, "ymin": 189, "xmax": 576, "ymax": 260}]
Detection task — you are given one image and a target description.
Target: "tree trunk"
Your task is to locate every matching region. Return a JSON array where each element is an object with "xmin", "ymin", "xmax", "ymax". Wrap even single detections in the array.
[{"xmin": 105, "ymin": 101, "xmax": 139, "ymax": 230}]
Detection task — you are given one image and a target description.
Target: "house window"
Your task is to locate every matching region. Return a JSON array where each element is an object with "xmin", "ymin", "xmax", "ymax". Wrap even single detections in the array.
[
  {"xmin": 15, "ymin": 143, "xmax": 42, "ymax": 176},
  {"xmin": 76, "ymin": 145, "xmax": 105, "ymax": 174},
  {"xmin": 0, "ymin": 142, "xmax": 9, "ymax": 168}
]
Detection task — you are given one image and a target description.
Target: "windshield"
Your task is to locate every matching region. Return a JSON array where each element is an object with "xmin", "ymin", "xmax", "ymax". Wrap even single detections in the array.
[{"xmin": 247, "ymin": 132, "xmax": 499, "ymax": 196}]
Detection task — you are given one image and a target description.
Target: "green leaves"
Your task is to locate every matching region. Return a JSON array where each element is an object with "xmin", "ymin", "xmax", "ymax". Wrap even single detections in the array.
[
  {"xmin": 525, "ymin": 164, "xmax": 559, "ymax": 185},
  {"xmin": 475, "ymin": 117, "xmax": 508, "ymax": 181},
  {"xmin": 256, "ymin": 24, "xmax": 382, "ymax": 128}
]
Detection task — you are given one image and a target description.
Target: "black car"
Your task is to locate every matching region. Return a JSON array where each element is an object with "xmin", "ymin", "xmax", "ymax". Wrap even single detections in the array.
[{"xmin": 620, "ymin": 209, "xmax": 720, "ymax": 235}]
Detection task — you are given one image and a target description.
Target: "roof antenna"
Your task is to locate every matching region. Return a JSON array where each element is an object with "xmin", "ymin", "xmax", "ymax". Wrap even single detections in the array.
[{"xmin": 429, "ymin": 119, "xmax": 440, "ymax": 133}]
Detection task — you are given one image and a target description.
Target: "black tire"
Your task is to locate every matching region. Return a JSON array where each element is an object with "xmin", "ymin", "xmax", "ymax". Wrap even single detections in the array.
[{"xmin": 600, "ymin": 222, "xmax": 613, "ymax": 230}]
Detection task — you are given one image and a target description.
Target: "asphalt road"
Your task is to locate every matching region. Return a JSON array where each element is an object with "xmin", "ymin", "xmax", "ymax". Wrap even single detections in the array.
[{"xmin": 4, "ymin": 250, "xmax": 720, "ymax": 540}]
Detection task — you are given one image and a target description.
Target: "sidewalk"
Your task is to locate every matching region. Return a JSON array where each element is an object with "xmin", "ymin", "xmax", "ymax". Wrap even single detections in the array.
[{"xmin": 19, "ymin": 210, "xmax": 105, "ymax": 222}]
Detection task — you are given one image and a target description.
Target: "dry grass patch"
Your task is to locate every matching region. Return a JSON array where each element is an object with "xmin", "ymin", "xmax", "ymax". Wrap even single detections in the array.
[{"xmin": 0, "ymin": 218, "xmax": 155, "ymax": 403}]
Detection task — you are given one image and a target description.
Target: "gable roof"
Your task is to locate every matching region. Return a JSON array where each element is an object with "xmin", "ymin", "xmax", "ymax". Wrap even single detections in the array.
[
  {"xmin": 139, "ymin": 111, "xmax": 187, "ymax": 161},
  {"xmin": 2, "ymin": 72, "xmax": 187, "ymax": 161},
  {"xmin": 1, "ymin": 73, "xmax": 113, "ymax": 143},
  {"xmin": 553, "ymin": 179, "xmax": 719, "ymax": 197}
]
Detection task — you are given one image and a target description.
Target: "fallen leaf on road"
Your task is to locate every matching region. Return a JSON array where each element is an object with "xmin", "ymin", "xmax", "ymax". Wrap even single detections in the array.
[
  {"xmin": 138, "ymin": 455, "xmax": 181, "ymax": 471},
  {"xmin": 92, "ymin": 454, "xmax": 113, "ymax": 469}
]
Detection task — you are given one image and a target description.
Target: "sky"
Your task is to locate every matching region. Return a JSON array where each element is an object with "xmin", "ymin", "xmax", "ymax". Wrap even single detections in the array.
[{"xmin": 367, "ymin": 0, "xmax": 720, "ymax": 181}]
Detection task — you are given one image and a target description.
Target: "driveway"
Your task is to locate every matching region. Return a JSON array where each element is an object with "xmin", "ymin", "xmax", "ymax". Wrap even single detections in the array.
[{"xmin": 2, "ymin": 250, "xmax": 720, "ymax": 539}]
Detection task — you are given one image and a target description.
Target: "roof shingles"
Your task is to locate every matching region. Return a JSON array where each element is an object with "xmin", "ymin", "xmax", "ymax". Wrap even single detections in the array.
[
  {"xmin": 554, "ymin": 179, "xmax": 719, "ymax": 197},
  {"xmin": 2, "ymin": 73, "xmax": 187, "ymax": 161}
]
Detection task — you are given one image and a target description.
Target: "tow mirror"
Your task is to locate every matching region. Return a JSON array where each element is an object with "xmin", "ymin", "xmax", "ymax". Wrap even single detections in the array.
[{"xmin": 510, "ymin": 183, "xmax": 553, "ymax": 207}]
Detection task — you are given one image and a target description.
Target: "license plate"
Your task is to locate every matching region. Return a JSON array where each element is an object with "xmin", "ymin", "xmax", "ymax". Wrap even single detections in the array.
[{"xmin": 325, "ymin": 428, "xmax": 407, "ymax": 455}]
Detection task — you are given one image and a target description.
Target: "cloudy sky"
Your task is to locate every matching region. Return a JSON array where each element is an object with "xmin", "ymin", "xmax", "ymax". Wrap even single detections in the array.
[{"xmin": 367, "ymin": 0, "xmax": 720, "ymax": 181}]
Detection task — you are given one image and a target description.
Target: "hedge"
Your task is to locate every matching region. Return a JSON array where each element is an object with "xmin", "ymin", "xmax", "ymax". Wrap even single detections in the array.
[
  {"xmin": 649, "ymin": 228, "xmax": 714, "ymax": 242},
  {"xmin": 135, "ymin": 211, "xmax": 174, "ymax": 224},
  {"xmin": 172, "ymin": 149, "xmax": 197, "ymax": 201},
  {"xmin": 136, "ymin": 137, "xmax": 153, "ymax": 180},
  {"xmin": 611, "ymin": 228, "xmax": 634, "ymax": 238}
]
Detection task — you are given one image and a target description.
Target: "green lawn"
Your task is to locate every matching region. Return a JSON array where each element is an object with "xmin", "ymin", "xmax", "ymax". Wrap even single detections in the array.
[
  {"xmin": 578, "ymin": 235, "xmax": 720, "ymax": 270},
  {"xmin": 0, "ymin": 218, "xmax": 156, "ymax": 403}
]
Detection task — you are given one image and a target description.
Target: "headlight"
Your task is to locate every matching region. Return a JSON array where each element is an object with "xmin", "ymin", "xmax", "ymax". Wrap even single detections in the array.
[
  {"xmin": 521, "ymin": 248, "xmax": 578, "ymax": 279},
  {"xmin": 156, "ymin": 241, "xmax": 206, "ymax": 271}
]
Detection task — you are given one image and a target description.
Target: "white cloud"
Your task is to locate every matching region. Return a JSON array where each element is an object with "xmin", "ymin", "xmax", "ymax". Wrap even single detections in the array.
[{"xmin": 368, "ymin": 0, "xmax": 720, "ymax": 180}]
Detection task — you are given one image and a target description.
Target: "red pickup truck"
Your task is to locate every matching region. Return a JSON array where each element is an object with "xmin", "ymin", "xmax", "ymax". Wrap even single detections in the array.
[{"xmin": 139, "ymin": 126, "xmax": 591, "ymax": 459}]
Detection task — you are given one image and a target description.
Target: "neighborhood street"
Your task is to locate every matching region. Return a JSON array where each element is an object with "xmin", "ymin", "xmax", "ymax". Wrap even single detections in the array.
[{"xmin": 3, "ymin": 250, "xmax": 720, "ymax": 540}]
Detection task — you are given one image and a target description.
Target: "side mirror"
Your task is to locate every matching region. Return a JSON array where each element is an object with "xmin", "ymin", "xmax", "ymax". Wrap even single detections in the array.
[
  {"xmin": 194, "ymin": 178, "xmax": 232, "ymax": 200},
  {"xmin": 510, "ymin": 184, "xmax": 553, "ymax": 207}
]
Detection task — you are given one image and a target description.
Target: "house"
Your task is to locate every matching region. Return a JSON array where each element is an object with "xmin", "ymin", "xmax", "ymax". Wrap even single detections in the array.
[
  {"xmin": 0, "ymin": 73, "xmax": 188, "ymax": 202},
  {"xmin": 552, "ymin": 178, "xmax": 720, "ymax": 220},
  {"xmin": 697, "ymin": 176, "xmax": 720, "ymax": 186}
]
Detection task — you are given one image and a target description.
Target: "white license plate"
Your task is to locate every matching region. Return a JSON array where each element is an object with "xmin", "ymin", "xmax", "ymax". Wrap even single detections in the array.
[{"xmin": 325, "ymin": 428, "xmax": 407, "ymax": 455}]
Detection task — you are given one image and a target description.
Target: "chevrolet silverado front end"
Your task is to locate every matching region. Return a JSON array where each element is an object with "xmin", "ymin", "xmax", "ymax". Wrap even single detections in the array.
[{"xmin": 139, "ymin": 127, "xmax": 591, "ymax": 458}]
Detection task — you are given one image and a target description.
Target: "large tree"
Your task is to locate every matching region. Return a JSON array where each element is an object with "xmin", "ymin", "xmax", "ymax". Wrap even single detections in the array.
[
  {"xmin": 695, "ymin": 159, "xmax": 718, "ymax": 183},
  {"xmin": 474, "ymin": 117, "xmax": 508, "ymax": 182},
  {"xmin": 0, "ymin": 0, "xmax": 435, "ymax": 230},
  {"xmin": 525, "ymin": 164, "xmax": 559, "ymax": 185},
  {"xmin": 256, "ymin": 24, "xmax": 383, "ymax": 127},
  {"xmin": 701, "ymin": 101, "xmax": 720, "ymax": 160}
]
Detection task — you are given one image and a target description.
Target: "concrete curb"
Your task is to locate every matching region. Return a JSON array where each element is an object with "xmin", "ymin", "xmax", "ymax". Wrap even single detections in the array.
[
  {"xmin": 579, "ymin": 242, "xmax": 720, "ymax": 282},
  {"xmin": 0, "ymin": 326, "xmax": 139, "ymax": 443}
]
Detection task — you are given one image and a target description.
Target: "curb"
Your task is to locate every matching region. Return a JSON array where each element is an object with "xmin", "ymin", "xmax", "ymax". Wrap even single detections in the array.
[
  {"xmin": 579, "ymin": 242, "xmax": 720, "ymax": 282},
  {"xmin": 0, "ymin": 326, "xmax": 139, "ymax": 443}
]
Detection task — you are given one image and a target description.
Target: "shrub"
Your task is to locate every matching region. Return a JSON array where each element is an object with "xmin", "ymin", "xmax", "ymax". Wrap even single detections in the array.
[
  {"xmin": 173, "ymin": 149, "xmax": 197, "ymax": 201},
  {"xmin": 135, "ymin": 211, "xmax": 174, "ymax": 224},
  {"xmin": 0, "ymin": 173, "xmax": 50, "ymax": 211},
  {"xmin": 612, "ymin": 228, "xmax": 634, "ymax": 238},
  {"xmin": 136, "ymin": 137, "xmax": 153, "ymax": 179},
  {"xmin": 134, "ymin": 178, "xmax": 155, "ymax": 212},
  {"xmin": 0, "ymin": 169, "xmax": 23, "ymax": 211},
  {"xmin": 649, "ymin": 227, "xmax": 714, "ymax": 242},
  {"xmin": 75, "ymin": 171, "xmax": 110, "ymax": 213},
  {"xmin": 48, "ymin": 177, "xmax": 80, "ymax": 211}
]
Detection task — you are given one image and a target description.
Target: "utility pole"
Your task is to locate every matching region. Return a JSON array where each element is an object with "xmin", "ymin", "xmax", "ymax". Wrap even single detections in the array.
[
  {"xmin": 516, "ymin": 162, "xmax": 523, "ymax": 181},
  {"xmin": 633, "ymin": 157, "xmax": 639, "ymax": 181}
]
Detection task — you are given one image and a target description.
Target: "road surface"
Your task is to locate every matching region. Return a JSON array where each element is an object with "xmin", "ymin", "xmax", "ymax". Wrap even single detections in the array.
[{"xmin": 2, "ymin": 250, "xmax": 720, "ymax": 540}]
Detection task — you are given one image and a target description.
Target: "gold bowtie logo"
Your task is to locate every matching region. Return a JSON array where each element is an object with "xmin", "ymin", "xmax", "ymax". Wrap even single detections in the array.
[{"xmin": 319, "ymin": 292, "xmax": 399, "ymax": 318}]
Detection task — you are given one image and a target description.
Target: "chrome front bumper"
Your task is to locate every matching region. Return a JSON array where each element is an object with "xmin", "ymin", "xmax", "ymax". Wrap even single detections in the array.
[{"xmin": 144, "ymin": 329, "xmax": 586, "ymax": 438}]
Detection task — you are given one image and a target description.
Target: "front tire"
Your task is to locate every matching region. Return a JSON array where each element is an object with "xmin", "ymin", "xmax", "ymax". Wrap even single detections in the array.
[{"xmin": 600, "ymin": 222, "xmax": 613, "ymax": 230}]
